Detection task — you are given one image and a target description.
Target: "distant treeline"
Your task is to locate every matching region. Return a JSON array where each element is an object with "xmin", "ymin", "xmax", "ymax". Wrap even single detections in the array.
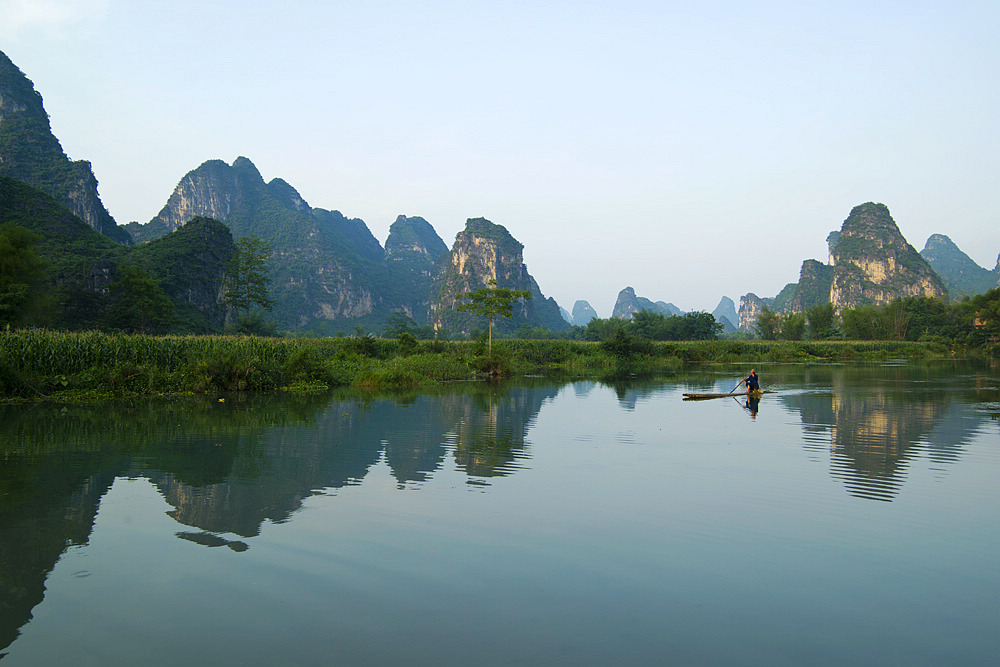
[
  {"xmin": 381, "ymin": 309, "xmax": 724, "ymax": 343},
  {"xmin": 0, "ymin": 329, "xmax": 967, "ymax": 402},
  {"xmin": 753, "ymin": 290, "xmax": 1000, "ymax": 353}
]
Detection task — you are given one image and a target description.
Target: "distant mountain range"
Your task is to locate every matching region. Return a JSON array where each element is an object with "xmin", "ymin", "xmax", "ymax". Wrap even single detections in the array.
[{"xmin": 2, "ymin": 48, "xmax": 997, "ymax": 335}]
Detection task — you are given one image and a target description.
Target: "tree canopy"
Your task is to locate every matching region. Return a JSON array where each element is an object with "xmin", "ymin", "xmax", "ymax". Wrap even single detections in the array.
[
  {"xmin": 0, "ymin": 222, "xmax": 49, "ymax": 327},
  {"xmin": 105, "ymin": 265, "xmax": 174, "ymax": 334},
  {"xmin": 457, "ymin": 279, "xmax": 532, "ymax": 352},
  {"xmin": 224, "ymin": 235, "xmax": 276, "ymax": 327}
]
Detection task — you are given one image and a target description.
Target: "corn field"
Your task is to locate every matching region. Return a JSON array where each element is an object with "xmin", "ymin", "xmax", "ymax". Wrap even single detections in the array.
[
  {"xmin": 0, "ymin": 330, "xmax": 298, "ymax": 375},
  {"xmin": 0, "ymin": 330, "xmax": 960, "ymax": 401}
]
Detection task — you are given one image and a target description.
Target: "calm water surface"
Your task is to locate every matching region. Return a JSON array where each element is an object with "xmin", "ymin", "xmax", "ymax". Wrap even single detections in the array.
[{"xmin": 2, "ymin": 362, "xmax": 998, "ymax": 665}]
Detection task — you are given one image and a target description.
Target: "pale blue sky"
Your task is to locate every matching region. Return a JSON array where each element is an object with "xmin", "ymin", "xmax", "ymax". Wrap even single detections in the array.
[{"xmin": 2, "ymin": 0, "xmax": 997, "ymax": 316}]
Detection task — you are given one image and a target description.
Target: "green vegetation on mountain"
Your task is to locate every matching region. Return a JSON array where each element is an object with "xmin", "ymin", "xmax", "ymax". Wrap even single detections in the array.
[
  {"xmin": 0, "ymin": 50, "xmax": 130, "ymax": 244},
  {"xmin": 433, "ymin": 217, "xmax": 568, "ymax": 337},
  {"xmin": 830, "ymin": 202, "xmax": 947, "ymax": 308},
  {"xmin": 127, "ymin": 217, "xmax": 235, "ymax": 332},
  {"xmin": 770, "ymin": 282, "xmax": 798, "ymax": 313},
  {"xmin": 0, "ymin": 177, "xmax": 233, "ymax": 332},
  {"xmin": 0, "ymin": 222, "xmax": 49, "ymax": 326},
  {"xmin": 920, "ymin": 233, "xmax": 998, "ymax": 298}
]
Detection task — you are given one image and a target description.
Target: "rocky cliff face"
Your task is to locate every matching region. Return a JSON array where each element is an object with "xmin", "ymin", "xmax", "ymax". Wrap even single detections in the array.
[
  {"xmin": 432, "ymin": 218, "xmax": 568, "ymax": 334},
  {"xmin": 740, "ymin": 203, "xmax": 951, "ymax": 330},
  {"xmin": 711, "ymin": 296, "xmax": 738, "ymax": 332},
  {"xmin": 0, "ymin": 50, "xmax": 130, "ymax": 244},
  {"xmin": 382, "ymin": 215, "xmax": 449, "ymax": 322},
  {"xmin": 384, "ymin": 215, "xmax": 448, "ymax": 272},
  {"xmin": 920, "ymin": 233, "xmax": 999, "ymax": 298},
  {"xmin": 129, "ymin": 159, "xmax": 255, "ymax": 242},
  {"xmin": 611, "ymin": 287, "xmax": 682, "ymax": 319},
  {"xmin": 126, "ymin": 157, "xmax": 389, "ymax": 329},
  {"xmin": 829, "ymin": 203, "xmax": 947, "ymax": 308},
  {"xmin": 785, "ymin": 259, "xmax": 834, "ymax": 313},
  {"xmin": 738, "ymin": 293, "xmax": 773, "ymax": 331},
  {"xmin": 571, "ymin": 300, "xmax": 598, "ymax": 326},
  {"xmin": 826, "ymin": 231, "xmax": 840, "ymax": 265}
]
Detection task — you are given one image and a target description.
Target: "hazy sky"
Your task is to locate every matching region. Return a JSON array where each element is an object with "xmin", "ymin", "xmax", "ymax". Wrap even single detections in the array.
[{"xmin": 2, "ymin": 0, "xmax": 997, "ymax": 317}]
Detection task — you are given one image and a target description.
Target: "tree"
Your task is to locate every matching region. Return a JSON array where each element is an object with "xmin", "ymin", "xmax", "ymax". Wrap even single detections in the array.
[
  {"xmin": 959, "ymin": 288, "xmax": 1000, "ymax": 346},
  {"xmin": 456, "ymin": 279, "xmax": 532, "ymax": 353},
  {"xmin": 105, "ymin": 265, "xmax": 175, "ymax": 334},
  {"xmin": 630, "ymin": 309, "xmax": 722, "ymax": 341},
  {"xmin": 780, "ymin": 313, "xmax": 806, "ymax": 341},
  {"xmin": 0, "ymin": 222, "xmax": 49, "ymax": 328},
  {"xmin": 806, "ymin": 303, "xmax": 837, "ymax": 340},
  {"xmin": 224, "ymin": 236, "xmax": 275, "ymax": 325},
  {"xmin": 754, "ymin": 306, "xmax": 780, "ymax": 340},
  {"xmin": 585, "ymin": 317, "xmax": 627, "ymax": 341},
  {"xmin": 382, "ymin": 311, "xmax": 417, "ymax": 338}
]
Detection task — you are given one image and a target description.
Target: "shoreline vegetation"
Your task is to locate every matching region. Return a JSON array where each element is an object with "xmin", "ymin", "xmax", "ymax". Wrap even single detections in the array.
[{"xmin": 0, "ymin": 329, "xmax": 987, "ymax": 403}]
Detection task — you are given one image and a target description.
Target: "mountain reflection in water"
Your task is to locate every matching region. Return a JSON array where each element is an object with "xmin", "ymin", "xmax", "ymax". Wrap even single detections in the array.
[{"xmin": 1, "ymin": 362, "xmax": 997, "ymax": 656}]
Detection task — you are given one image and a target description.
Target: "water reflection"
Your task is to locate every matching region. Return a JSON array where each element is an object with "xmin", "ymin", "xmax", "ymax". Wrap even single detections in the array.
[
  {"xmin": 1, "ymin": 363, "xmax": 997, "ymax": 654},
  {"xmin": 0, "ymin": 382, "xmax": 558, "ymax": 652},
  {"xmin": 777, "ymin": 363, "xmax": 997, "ymax": 502}
]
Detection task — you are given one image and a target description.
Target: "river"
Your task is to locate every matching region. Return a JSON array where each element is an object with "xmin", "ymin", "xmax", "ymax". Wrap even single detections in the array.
[{"xmin": 2, "ymin": 361, "xmax": 998, "ymax": 665}]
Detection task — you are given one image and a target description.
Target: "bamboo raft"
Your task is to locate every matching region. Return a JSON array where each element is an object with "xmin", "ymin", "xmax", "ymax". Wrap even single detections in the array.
[{"xmin": 682, "ymin": 390, "xmax": 775, "ymax": 400}]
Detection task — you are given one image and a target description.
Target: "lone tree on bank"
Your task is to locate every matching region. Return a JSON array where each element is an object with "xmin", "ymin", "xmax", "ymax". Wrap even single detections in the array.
[
  {"xmin": 457, "ymin": 279, "xmax": 532, "ymax": 353},
  {"xmin": 224, "ymin": 235, "xmax": 276, "ymax": 326}
]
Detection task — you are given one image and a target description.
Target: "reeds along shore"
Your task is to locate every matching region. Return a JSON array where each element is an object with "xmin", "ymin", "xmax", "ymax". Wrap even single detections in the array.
[{"xmin": 0, "ymin": 330, "xmax": 964, "ymax": 401}]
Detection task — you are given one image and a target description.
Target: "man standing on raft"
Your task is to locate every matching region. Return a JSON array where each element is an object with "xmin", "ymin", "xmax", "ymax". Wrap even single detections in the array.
[{"xmin": 743, "ymin": 369, "xmax": 760, "ymax": 394}]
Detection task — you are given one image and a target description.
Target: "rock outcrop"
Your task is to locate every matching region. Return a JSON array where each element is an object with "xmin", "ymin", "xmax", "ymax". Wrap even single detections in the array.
[
  {"xmin": 739, "ymin": 203, "xmax": 951, "ymax": 330},
  {"xmin": 785, "ymin": 260, "xmax": 834, "ymax": 313},
  {"xmin": 920, "ymin": 233, "xmax": 999, "ymax": 298},
  {"xmin": 129, "ymin": 216, "xmax": 235, "ymax": 329},
  {"xmin": 738, "ymin": 293, "xmax": 773, "ymax": 331},
  {"xmin": 432, "ymin": 218, "xmax": 568, "ymax": 334},
  {"xmin": 0, "ymin": 49, "xmax": 130, "ymax": 244},
  {"xmin": 611, "ymin": 287, "xmax": 682, "ymax": 319},
  {"xmin": 571, "ymin": 300, "xmax": 598, "ymax": 326},
  {"xmin": 711, "ymin": 296, "xmax": 738, "ymax": 333},
  {"xmin": 384, "ymin": 215, "xmax": 448, "ymax": 272},
  {"xmin": 126, "ymin": 157, "xmax": 390, "ymax": 329},
  {"xmin": 829, "ymin": 203, "xmax": 947, "ymax": 308}
]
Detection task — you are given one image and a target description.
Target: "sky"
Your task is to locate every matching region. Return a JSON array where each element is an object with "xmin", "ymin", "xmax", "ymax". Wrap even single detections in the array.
[{"xmin": 2, "ymin": 0, "xmax": 998, "ymax": 317}]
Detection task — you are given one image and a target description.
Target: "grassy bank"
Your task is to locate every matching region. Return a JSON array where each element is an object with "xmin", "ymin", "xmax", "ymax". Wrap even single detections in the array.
[{"xmin": 0, "ymin": 330, "xmax": 966, "ymax": 402}]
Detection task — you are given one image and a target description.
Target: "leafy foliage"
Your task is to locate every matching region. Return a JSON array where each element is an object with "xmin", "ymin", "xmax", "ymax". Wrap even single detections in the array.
[
  {"xmin": 0, "ymin": 222, "xmax": 49, "ymax": 327},
  {"xmin": 457, "ymin": 279, "xmax": 532, "ymax": 352},
  {"xmin": 806, "ymin": 303, "xmax": 838, "ymax": 340},
  {"xmin": 104, "ymin": 265, "xmax": 175, "ymax": 334},
  {"xmin": 780, "ymin": 312, "xmax": 807, "ymax": 341},
  {"xmin": 754, "ymin": 306, "xmax": 781, "ymax": 340},
  {"xmin": 584, "ymin": 311, "xmax": 722, "ymax": 342},
  {"xmin": 224, "ymin": 235, "xmax": 276, "ymax": 324}
]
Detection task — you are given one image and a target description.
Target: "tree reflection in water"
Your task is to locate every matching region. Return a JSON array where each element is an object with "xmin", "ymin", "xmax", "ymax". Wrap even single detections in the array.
[{"xmin": 1, "ymin": 362, "xmax": 996, "ymax": 653}]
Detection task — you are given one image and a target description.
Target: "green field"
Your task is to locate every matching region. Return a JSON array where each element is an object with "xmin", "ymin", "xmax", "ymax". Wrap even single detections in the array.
[{"xmin": 0, "ymin": 329, "xmax": 974, "ymax": 402}]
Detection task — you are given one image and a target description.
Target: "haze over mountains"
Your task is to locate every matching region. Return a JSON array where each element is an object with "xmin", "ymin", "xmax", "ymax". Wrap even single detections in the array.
[{"xmin": 1, "ymin": 48, "xmax": 997, "ymax": 335}]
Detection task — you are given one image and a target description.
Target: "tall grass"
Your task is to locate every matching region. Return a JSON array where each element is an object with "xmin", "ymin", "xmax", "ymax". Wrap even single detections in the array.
[{"xmin": 0, "ymin": 330, "xmax": 961, "ymax": 401}]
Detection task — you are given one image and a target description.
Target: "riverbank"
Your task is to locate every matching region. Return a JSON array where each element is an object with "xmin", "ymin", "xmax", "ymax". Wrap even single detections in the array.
[{"xmin": 0, "ymin": 330, "xmax": 972, "ymax": 402}]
